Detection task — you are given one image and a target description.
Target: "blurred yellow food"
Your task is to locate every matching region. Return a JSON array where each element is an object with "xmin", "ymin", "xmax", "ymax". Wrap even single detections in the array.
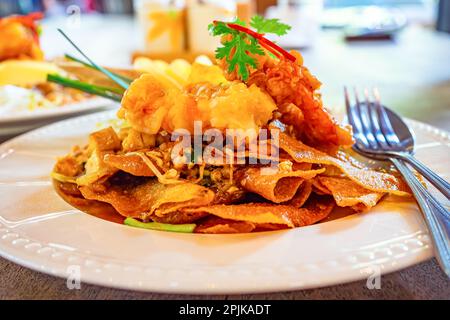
[
  {"xmin": 165, "ymin": 59, "xmax": 192, "ymax": 85},
  {"xmin": 194, "ymin": 55, "xmax": 214, "ymax": 66},
  {"xmin": 133, "ymin": 56, "xmax": 227, "ymax": 87},
  {"xmin": 0, "ymin": 60, "xmax": 64, "ymax": 86},
  {"xmin": 133, "ymin": 57, "xmax": 182, "ymax": 88}
]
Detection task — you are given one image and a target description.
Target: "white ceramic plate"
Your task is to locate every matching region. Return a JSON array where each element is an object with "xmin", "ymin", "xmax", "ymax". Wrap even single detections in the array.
[
  {"xmin": 0, "ymin": 98, "xmax": 117, "ymax": 137},
  {"xmin": 0, "ymin": 111, "xmax": 448, "ymax": 294}
]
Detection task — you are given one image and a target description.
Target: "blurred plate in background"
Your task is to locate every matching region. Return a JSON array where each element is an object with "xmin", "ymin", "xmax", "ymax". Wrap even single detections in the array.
[{"xmin": 0, "ymin": 97, "xmax": 117, "ymax": 140}]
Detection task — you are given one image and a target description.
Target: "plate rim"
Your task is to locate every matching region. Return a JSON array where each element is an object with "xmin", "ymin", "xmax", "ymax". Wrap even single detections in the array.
[
  {"xmin": 0, "ymin": 111, "xmax": 448, "ymax": 294},
  {"xmin": 0, "ymin": 221, "xmax": 434, "ymax": 294},
  {"xmin": 0, "ymin": 97, "xmax": 116, "ymax": 124}
]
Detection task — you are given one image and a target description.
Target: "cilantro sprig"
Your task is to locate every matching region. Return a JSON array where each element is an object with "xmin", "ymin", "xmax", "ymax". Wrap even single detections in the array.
[
  {"xmin": 250, "ymin": 15, "xmax": 291, "ymax": 36},
  {"xmin": 209, "ymin": 16, "xmax": 293, "ymax": 81}
]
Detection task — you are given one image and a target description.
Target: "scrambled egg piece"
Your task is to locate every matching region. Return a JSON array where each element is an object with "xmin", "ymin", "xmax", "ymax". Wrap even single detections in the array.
[
  {"xmin": 119, "ymin": 72, "xmax": 277, "ymax": 134},
  {"xmin": 133, "ymin": 56, "xmax": 227, "ymax": 87},
  {"xmin": 187, "ymin": 63, "xmax": 227, "ymax": 86},
  {"xmin": 196, "ymin": 82, "xmax": 276, "ymax": 130}
]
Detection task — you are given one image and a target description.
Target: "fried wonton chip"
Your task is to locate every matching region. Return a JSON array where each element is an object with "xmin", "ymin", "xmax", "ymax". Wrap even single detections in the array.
[
  {"xmin": 317, "ymin": 176, "xmax": 385, "ymax": 211},
  {"xmin": 279, "ymin": 133, "xmax": 410, "ymax": 196},
  {"xmin": 151, "ymin": 211, "xmax": 208, "ymax": 224},
  {"xmin": 186, "ymin": 196, "xmax": 334, "ymax": 228},
  {"xmin": 103, "ymin": 153, "xmax": 156, "ymax": 177},
  {"xmin": 74, "ymin": 127, "xmax": 123, "ymax": 187},
  {"xmin": 195, "ymin": 216, "xmax": 256, "ymax": 234},
  {"xmin": 311, "ymin": 177, "xmax": 332, "ymax": 195},
  {"xmin": 53, "ymin": 180, "xmax": 124, "ymax": 224},
  {"xmin": 239, "ymin": 166, "xmax": 325, "ymax": 203},
  {"xmin": 254, "ymin": 223, "xmax": 289, "ymax": 232},
  {"xmin": 80, "ymin": 178, "xmax": 215, "ymax": 219},
  {"xmin": 287, "ymin": 181, "xmax": 313, "ymax": 208}
]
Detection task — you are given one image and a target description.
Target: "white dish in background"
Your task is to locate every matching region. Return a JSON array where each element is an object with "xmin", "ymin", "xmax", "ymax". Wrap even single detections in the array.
[
  {"xmin": 0, "ymin": 111, "xmax": 448, "ymax": 294},
  {"xmin": 0, "ymin": 97, "xmax": 118, "ymax": 138}
]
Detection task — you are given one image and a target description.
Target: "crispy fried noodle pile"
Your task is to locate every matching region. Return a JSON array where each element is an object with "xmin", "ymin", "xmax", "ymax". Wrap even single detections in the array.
[{"xmin": 52, "ymin": 48, "xmax": 410, "ymax": 234}]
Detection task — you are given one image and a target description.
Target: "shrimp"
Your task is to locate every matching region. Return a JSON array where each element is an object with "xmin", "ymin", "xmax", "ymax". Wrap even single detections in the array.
[
  {"xmin": 118, "ymin": 73, "xmax": 277, "ymax": 135},
  {"xmin": 250, "ymin": 53, "xmax": 353, "ymax": 149},
  {"xmin": 221, "ymin": 51, "xmax": 353, "ymax": 149},
  {"xmin": 0, "ymin": 13, "xmax": 43, "ymax": 62},
  {"xmin": 118, "ymin": 74, "xmax": 182, "ymax": 135}
]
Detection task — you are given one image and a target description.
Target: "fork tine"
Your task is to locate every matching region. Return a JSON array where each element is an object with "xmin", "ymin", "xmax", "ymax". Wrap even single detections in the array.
[
  {"xmin": 373, "ymin": 88, "xmax": 401, "ymax": 146},
  {"xmin": 363, "ymin": 88, "xmax": 371, "ymax": 112},
  {"xmin": 344, "ymin": 86, "xmax": 351, "ymax": 115},
  {"xmin": 367, "ymin": 89, "xmax": 389, "ymax": 149},
  {"xmin": 354, "ymin": 87, "xmax": 378, "ymax": 149},
  {"xmin": 344, "ymin": 87, "xmax": 370, "ymax": 149}
]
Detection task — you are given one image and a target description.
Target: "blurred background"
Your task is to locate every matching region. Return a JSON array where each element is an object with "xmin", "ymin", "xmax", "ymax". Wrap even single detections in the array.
[
  {"xmin": 1, "ymin": 1, "xmax": 448, "ymax": 60},
  {"xmin": 0, "ymin": 1, "xmax": 447, "ymax": 32},
  {"xmin": 1, "ymin": 0, "xmax": 449, "ymax": 129}
]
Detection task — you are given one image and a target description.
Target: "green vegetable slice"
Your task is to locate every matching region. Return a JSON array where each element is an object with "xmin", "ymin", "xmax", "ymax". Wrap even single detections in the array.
[{"xmin": 124, "ymin": 218, "xmax": 196, "ymax": 234}]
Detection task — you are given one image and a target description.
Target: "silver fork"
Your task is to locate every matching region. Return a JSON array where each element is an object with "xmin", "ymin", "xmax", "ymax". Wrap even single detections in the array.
[
  {"xmin": 347, "ymin": 88, "xmax": 450, "ymax": 199},
  {"xmin": 345, "ymin": 87, "xmax": 450, "ymax": 278}
]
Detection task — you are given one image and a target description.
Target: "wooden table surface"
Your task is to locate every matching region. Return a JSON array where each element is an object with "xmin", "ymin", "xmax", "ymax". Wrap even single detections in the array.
[{"xmin": 0, "ymin": 15, "xmax": 449, "ymax": 300}]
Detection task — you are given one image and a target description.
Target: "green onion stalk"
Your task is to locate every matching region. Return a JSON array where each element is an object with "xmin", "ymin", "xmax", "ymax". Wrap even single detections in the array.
[
  {"xmin": 124, "ymin": 218, "xmax": 196, "ymax": 234},
  {"xmin": 64, "ymin": 54, "xmax": 134, "ymax": 84},
  {"xmin": 47, "ymin": 73, "xmax": 124, "ymax": 102}
]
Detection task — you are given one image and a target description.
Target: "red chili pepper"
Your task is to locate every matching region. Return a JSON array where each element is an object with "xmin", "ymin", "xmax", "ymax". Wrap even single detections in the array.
[
  {"xmin": 226, "ymin": 23, "xmax": 296, "ymax": 62},
  {"xmin": 258, "ymin": 42, "xmax": 282, "ymax": 60}
]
